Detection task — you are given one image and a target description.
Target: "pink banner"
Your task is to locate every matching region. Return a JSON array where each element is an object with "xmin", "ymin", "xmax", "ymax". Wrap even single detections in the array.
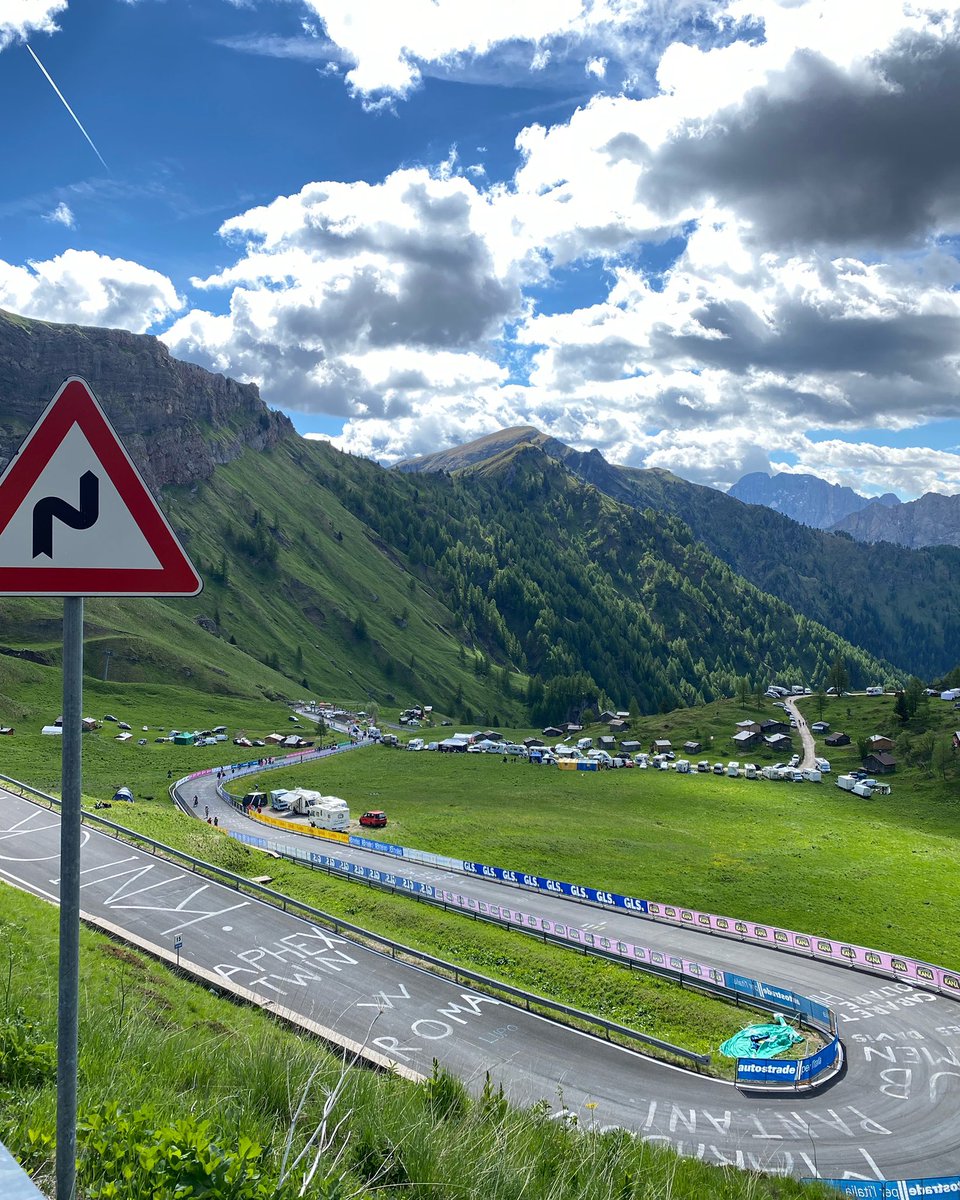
[
  {"xmin": 644, "ymin": 901, "xmax": 958, "ymax": 995},
  {"xmin": 439, "ymin": 890, "xmax": 726, "ymax": 989}
]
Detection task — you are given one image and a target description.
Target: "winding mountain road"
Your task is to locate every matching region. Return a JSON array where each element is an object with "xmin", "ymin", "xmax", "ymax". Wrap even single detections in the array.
[{"xmin": 1, "ymin": 760, "xmax": 958, "ymax": 1183}]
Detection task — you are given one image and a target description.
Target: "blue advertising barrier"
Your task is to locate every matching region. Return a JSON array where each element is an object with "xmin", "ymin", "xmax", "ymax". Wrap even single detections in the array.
[
  {"xmin": 736, "ymin": 1036, "xmax": 839, "ymax": 1088},
  {"xmin": 735, "ymin": 1057, "xmax": 798, "ymax": 1085},
  {"xmin": 723, "ymin": 971, "xmax": 833, "ymax": 1032},
  {"xmin": 350, "ymin": 835, "xmax": 404, "ymax": 856},
  {"xmin": 797, "ymin": 1035, "xmax": 839, "ymax": 1081},
  {"xmin": 458, "ymin": 861, "xmax": 649, "ymax": 913},
  {"xmin": 810, "ymin": 1178, "xmax": 960, "ymax": 1198}
]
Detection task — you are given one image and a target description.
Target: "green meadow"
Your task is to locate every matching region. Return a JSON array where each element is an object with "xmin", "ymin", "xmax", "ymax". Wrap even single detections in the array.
[{"xmin": 243, "ymin": 693, "xmax": 960, "ymax": 969}]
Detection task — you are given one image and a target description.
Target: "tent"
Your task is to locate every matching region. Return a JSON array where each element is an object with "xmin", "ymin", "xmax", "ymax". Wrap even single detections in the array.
[{"xmin": 113, "ymin": 787, "xmax": 134, "ymax": 803}]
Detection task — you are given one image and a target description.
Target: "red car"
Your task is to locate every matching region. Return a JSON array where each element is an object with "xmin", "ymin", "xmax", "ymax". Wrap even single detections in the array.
[{"xmin": 359, "ymin": 810, "xmax": 387, "ymax": 828}]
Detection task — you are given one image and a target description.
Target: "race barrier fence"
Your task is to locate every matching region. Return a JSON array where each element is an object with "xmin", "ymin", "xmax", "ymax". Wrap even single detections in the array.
[
  {"xmin": 0, "ymin": 773, "xmax": 709, "ymax": 1069},
  {"xmin": 288, "ymin": 826, "xmax": 958, "ymax": 1004},
  {"xmin": 736, "ymin": 1035, "xmax": 840, "ymax": 1088},
  {"xmin": 224, "ymin": 822, "xmax": 842, "ymax": 1083},
  {"xmin": 809, "ymin": 1177, "xmax": 960, "ymax": 1198}
]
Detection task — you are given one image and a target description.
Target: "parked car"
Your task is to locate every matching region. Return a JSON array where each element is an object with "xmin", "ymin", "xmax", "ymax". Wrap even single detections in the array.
[{"xmin": 359, "ymin": 810, "xmax": 387, "ymax": 828}]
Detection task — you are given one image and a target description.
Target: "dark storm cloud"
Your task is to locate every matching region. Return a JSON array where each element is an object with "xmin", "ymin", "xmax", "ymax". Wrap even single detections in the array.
[
  {"xmin": 655, "ymin": 297, "xmax": 960, "ymax": 381},
  {"xmin": 645, "ymin": 30, "xmax": 960, "ymax": 247}
]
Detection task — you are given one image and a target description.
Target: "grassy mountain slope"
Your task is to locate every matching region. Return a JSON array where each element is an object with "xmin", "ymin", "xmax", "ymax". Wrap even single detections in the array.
[
  {"xmin": 401, "ymin": 427, "xmax": 960, "ymax": 680},
  {"xmin": 0, "ymin": 424, "xmax": 895, "ymax": 724},
  {"xmin": 0, "ymin": 311, "xmax": 902, "ymax": 721}
]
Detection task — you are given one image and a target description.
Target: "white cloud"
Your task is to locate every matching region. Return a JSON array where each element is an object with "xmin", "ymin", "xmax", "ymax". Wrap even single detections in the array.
[
  {"xmin": 162, "ymin": 169, "xmax": 542, "ymax": 413},
  {"xmin": 154, "ymin": 1, "xmax": 960, "ymax": 501},
  {"xmin": 0, "ymin": 1, "xmax": 65, "ymax": 50},
  {"xmin": 0, "ymin": 250, "xmax": 182, "ymax": 332},
  {"xmin": 297, "ymin": 0, "xmax": 719, "ymax": 99},
  {"xmin": 43, "ymin": 200, "xmax": 74, "ymax": 227}
]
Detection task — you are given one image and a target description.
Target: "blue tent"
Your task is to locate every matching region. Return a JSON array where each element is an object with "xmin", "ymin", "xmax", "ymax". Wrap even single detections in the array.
[{"xmin": 113, "ymin": 787, "xmax": 134, "ymax": 802}]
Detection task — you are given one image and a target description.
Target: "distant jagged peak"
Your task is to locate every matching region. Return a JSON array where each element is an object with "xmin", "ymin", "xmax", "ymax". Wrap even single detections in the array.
[{"xmin": 728, "ymin": 469, "xmax": 899, "ymax": 530}]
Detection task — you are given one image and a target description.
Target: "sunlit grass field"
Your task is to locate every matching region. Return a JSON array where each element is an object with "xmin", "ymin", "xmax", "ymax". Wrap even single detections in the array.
[{"xmin": 245, "ymin": 693, "xmax": 960, "ymax": 969}]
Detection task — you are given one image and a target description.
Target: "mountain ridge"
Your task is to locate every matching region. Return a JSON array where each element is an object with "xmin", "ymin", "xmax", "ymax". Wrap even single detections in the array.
[
  {"xmin": 0, "ymin": 308, "xmax": 291, "ymax": 494},
  {"xmin": 399, "ymin": 428, "xmax": 960, "ymax": 679},
  {"xmin": 830, "ymin": 490, "xmax": 960, "ymax": 549},
  {"xmin": 729, "ymin": 470, "xmax": 900, "ymax": 529}
]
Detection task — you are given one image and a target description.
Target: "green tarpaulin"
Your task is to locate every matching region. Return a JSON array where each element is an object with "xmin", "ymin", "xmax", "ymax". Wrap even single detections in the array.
[{"xmin": 719, "ymin": 1013, "xmax": 804, "ymax": 1059}]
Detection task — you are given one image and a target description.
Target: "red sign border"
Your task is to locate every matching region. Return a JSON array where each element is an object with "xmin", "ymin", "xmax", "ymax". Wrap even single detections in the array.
[{"xmin": 0, "ymin": 377, "xmax": 203, "ymax": 596}]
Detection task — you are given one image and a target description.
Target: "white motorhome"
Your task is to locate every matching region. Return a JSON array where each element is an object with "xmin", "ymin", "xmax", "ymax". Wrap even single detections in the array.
[
  {"xmin": 284, "ymin": 787, "xmax": 325, "ymax": 815},
  {"xmin": 761, "ymin": 766, "xmax": 781, "ymax": 780},
  {"xmin": 675, "ymin": 759, "xmax": 691, "ymax": 774},
  {"xmin": 727, "ymin": 761, "xmax": 740, "ymax": 777},
  {"xmin": 865, "ymin": 686, "xmax": 884, "ymax": 696},
  {"xmin": 802, "ymin": 768, "xmax": 822, "ymax": 783},
  {"xmin": 815, "ymin": 757, "xmax": 831, "ymax": 773},
  {"xmin": 308, "ymin": 797, "xmax": 350, "ymax": 831}
]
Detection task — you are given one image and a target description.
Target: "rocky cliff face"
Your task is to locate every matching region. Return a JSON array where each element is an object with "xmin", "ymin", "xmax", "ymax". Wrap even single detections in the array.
[
  {"xmin": 830, "ymin": 491, "xmax": 960, "ymax": 548},
  {"xmin": 728, "ymin": 470, "xmax": 899, "ymax": 529},
  {"xmin": 0, "ymin": 309, "xmax": 292, "ymax": 492}
]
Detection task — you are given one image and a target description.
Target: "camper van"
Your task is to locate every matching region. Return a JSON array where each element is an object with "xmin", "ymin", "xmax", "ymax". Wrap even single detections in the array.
[
  {"xmin": 284, "ymin": 787, "xmax": 325, "ymax": 815},
  {"xmin": 307, "ymin": 797, "xmax": 350, "ymax": 831},
  {"xmin": 836, "ymin": 775, "xmax": 857, "ymax": 792},
  {"xmin": 727, "ymin": 761, "xmax": 740, "ymax": 777},
  {"xmin": 815, "ymin": 757, "xmax": 831, "ymax": 773},
  {"xmin": 268, "ymin": 790, "xmax": 290, "ymax": 811}
]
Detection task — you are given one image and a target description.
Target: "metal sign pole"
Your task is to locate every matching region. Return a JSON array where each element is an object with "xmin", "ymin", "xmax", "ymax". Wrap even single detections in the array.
[{"xmin": 56, "ymin": 595, "xmax": 83, "ymax": 1200}]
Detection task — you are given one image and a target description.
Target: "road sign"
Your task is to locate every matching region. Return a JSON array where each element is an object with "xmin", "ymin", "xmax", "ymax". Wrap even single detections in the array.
[
  {"xmin": 173, "ymin": 935, "xmax": 183, "ymax": 950},
  {"xmin": 0, "ymin": 376, "xmax": 202, "ymax": 596}
]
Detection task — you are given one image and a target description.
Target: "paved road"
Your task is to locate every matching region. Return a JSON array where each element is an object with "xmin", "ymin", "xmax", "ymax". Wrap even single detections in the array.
[
  {"xmin": 783, "ymin": 697, "xmax": 817, "ymax": 769},
  {"xmin": 4, "ymin": 779, "xmax": 959, "ymax": 1182}
]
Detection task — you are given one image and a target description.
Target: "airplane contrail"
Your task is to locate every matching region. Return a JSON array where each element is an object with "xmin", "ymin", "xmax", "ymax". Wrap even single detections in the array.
[{"xmin": 25, "ymin": 42, "xmax": 108, "ymax": 171}]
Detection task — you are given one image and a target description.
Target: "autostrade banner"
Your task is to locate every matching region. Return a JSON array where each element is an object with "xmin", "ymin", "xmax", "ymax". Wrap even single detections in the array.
[
  {"xmin": 810, "ymin": 1177, "xmax": 960, "ymax": 1198},
  {"xmin": 736, "ymin": 1036, "xmax": 839, "ymax": 1087}
]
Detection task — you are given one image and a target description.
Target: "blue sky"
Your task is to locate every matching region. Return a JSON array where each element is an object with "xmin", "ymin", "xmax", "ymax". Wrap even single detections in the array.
[{"xmin": 1, "ymin": 0, "xmax": 960, "ymax": 499}]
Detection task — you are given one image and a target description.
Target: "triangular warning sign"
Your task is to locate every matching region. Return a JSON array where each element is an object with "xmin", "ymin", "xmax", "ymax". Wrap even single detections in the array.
[{"xmin": 0, "ymin": 377, "xmax": 203, "ymax": 596}]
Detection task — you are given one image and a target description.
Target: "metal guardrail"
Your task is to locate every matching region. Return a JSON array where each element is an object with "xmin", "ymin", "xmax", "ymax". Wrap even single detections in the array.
[{"xmin": 0, "ymin": 773, "xmax": 710, "ymax": 1068}]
